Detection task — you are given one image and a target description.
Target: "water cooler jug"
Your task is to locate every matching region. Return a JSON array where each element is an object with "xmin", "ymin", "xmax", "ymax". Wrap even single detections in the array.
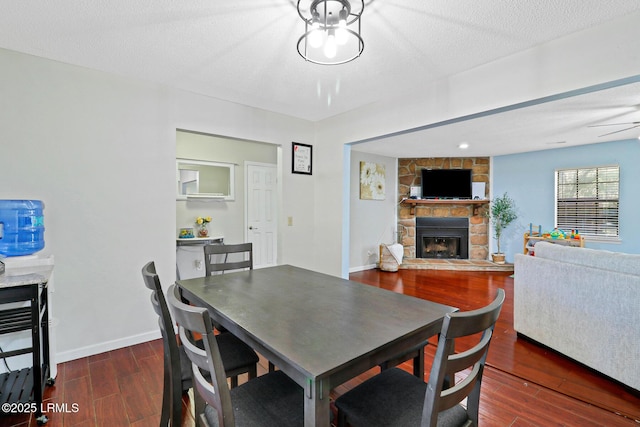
[{"xmin": 0, "ymin": 200, "xmax": 45, "ymax": 257}]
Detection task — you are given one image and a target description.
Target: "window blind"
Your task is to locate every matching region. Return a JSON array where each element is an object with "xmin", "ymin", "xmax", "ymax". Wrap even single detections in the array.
[{"xmin": 556, "ymin": 165, "xmax": 619, "ymax": 239}]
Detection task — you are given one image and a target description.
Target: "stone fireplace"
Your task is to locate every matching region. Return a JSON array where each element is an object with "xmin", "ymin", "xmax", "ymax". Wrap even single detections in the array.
[
  {"xmin": 398, "ymin": 157, "xmax": 490, "ymax": 263},
  {"xmin": 416, "ymin": 217, "xmax": 469, "ymax": 259}
]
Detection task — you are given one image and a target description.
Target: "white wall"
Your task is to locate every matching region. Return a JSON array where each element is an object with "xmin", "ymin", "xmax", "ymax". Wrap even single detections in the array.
[
  {"xmin": 493, "ymin": 139, "xmax": 640, "ymax": 262},
  {"xmin": 0, "ymin": 48, "xmax": 314, "ymax": 363},
  {"xmin": 349, "ymin": 152, "xmax": 397, "ymax": 272},
  {"xmin": 176, "ymin": 131, "xmax": 277, "ymax": 244}
]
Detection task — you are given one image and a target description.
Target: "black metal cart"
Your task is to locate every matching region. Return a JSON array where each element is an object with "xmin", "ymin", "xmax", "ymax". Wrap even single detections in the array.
[{"xmin": 0, "ymin": 270, "xmax": 54, "ymax": 425}]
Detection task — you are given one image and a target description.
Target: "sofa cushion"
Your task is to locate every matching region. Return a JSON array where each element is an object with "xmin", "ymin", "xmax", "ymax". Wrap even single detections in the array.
[
  {"xmin": 534, "ymin": 241, "xmax": 640, "ymax": 276},
  {"xmin": 514, "ymin": 252, "xmax": 640, "ymax": 390}
]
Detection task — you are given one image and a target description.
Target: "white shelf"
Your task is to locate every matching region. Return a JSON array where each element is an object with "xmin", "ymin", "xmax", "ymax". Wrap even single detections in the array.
[{"xmin": 176, "ymin": 236, "xmax": 224, "ymax": 246}]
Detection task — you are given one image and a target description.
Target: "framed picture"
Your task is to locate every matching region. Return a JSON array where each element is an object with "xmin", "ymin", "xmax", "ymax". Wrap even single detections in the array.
[
  {"xmin": 292, "ymin": 142, "xmax": 312, "ymax": 175},
  {"xmin": 360, "ymin": 161, "xmax": 386, "ymax": 200}
]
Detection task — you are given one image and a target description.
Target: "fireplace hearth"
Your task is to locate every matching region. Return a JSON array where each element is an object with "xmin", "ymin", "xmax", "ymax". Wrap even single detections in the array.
[{"xmin": 416, "ymin": 217, "xmax": 469, "ymax": 259}]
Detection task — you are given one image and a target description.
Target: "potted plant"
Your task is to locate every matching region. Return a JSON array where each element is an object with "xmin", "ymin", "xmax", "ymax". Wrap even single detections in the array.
[
  {"xmin": 195, "ymin": 216, "xmax": 212, "ymax": 237},
  {"xmin": 487, "ymin": 192, "xmax": 518, "ymax": 264}
]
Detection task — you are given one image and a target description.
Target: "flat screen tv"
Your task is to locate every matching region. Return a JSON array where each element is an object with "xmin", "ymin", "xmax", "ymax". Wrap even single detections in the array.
[{"xmin": 421, "ymin": 169, "xmax": 472, "ymax": 199}]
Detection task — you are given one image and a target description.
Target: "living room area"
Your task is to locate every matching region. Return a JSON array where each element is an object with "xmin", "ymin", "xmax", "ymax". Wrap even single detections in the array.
[{"xmin": 348, "ymin": 139, "xmax": 640, "ymax": 272}]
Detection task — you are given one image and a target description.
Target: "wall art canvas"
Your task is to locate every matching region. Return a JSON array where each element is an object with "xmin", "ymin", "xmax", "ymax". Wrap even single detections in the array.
[{"xmin": 360, "ymin": 161, "xmax": 386, "ymax": 200}]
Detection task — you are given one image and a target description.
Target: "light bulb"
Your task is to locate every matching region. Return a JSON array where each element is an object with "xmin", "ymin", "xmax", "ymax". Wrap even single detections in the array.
[
  {"xmin": 324, "ymin": 31, "xmax": 337, "ymax": 58},
  {"xmin": 308, "ymin": 29, "xmax": 323, "ymax": 48},
  {"xmin": 336, "ymin": 28, "xmax": 348, "ymax": 45},
  {"xmin": 336, "ymin": 9, "xmax": 348, "ymax": 45},
  {"xmin": 338, "ymin": 9, "xmax": 347, "ymax": 27}
]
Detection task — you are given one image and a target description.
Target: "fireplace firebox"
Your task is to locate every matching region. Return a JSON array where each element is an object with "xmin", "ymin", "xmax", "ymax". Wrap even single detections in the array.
[{"xmin": 416, "ymin": 217, "xmax": 469, "ymax": 259}]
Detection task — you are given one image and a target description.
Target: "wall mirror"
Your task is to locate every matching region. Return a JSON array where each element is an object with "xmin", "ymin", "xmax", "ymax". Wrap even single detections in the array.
[{"xmin": 176, "ymin": 159, "xmax": 235, "ymax": 201}]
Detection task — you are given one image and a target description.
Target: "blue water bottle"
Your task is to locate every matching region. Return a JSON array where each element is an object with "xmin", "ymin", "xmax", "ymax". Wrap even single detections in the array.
[{"xmin": 0, "ymin": 200, "xmax": 45, "ymax": 256}]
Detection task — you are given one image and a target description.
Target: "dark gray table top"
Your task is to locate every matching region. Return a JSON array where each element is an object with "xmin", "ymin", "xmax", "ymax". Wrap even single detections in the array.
[{"xmin": 177, "ymin": 265, "xmax": 456, "ymax": 381}]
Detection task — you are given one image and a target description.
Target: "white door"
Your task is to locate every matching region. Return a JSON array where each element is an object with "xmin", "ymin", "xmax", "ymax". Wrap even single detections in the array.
[{"xmin": 246, "ymin": 163, "xmax": 278, "ymax": 269}]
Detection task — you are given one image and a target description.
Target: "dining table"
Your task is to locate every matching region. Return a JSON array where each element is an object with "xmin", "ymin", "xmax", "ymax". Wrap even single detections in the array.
[{"xmin": 176, "ymin": 264, "xmax": 457, "ymax": 427}]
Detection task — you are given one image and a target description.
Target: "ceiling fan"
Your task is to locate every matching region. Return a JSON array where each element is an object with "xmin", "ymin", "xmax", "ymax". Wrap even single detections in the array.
[{"xmin": 588, "ymin": 121, "xmax": 640, "ymax": 137}]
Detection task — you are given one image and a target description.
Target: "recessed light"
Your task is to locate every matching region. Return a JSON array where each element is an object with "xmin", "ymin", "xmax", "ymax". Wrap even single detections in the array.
[{"xmin": 458, "ymin": 142, "xmax": 469, "ymax": 149}]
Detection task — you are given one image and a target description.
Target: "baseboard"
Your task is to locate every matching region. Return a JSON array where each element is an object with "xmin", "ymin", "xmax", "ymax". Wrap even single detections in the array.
[
  {"xmin": 349, "ymin": 264, "xmax": 377, "ymax": 273},
  {"xmin": 55, "ymin": 330, "xmax": 161, "ymax": 364}
]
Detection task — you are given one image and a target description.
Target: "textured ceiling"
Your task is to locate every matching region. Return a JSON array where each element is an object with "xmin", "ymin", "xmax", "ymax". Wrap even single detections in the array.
[
  {"xmin": 350, "ymin": 80, "xmax": 640, "ymax": 157},
  {"xmin": 1, "ymin": 0, "xmax": 640, "ymax": 157}
]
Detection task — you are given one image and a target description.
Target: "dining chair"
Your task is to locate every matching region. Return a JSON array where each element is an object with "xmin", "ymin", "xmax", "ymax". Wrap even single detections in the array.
[
  {"xmin": 202, "ymin": 243, "xmax": 278, "ymax": 372},
  {"xmin": 166, "ymin": 283, "xmax": 305, "ymax": 427},
  {"xmin": 141, "ymin": 262, "xmax": 260, "ymax": 425},
  {"xmin": 203, "ymin": 243, "xmax": 253, "ymax": 275},
  {"xmin": 141, "ymin": 261, "xmax": 184, "ymax": 427},
  {"xmin": 335, "ymin": 288, "xmax": 505, "ymax": 427}
]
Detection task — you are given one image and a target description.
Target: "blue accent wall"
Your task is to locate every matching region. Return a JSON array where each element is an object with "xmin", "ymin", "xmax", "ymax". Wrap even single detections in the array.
[{"xmin": 492, "ymin": 139, "xmax": 640, "ymax": 262}]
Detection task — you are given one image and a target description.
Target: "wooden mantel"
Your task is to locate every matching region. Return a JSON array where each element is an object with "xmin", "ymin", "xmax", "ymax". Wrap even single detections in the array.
[{"xmin": 402, "ymin": 199, "xmax": 489, "ymax": 216}]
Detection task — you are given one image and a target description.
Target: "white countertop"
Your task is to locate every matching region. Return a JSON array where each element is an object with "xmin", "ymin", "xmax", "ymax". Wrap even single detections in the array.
[
  {"xmin": 176, "ymin": 236, "xmax": 224, "ymax": 245},
  {"xmin": 0, "ymin": 256, "xmax": 54, "ymax": 289},
  {"xmin": 0, "ymin": 264, "xmax": 53, "ymax": 288}
]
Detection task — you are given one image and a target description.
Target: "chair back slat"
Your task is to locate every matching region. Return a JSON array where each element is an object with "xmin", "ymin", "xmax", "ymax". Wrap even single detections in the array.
[
  {"xmin": 207, "ymin": 260, "xmax": 252, "ymax": 272},
  {"xmin": 149, "ymin": 292, "xmax": 164, "ymax": 318},
  {"xmin": 445, "ymin": 331, "xmax": 493, "ymax": 373},
  {"xmin": 141, "ymin": 261, "xmax": 159, "ymax": 290},
  {"xmin": 441, "ymin": 297, "xmax": 503, "ymax": 339},
  {"xmin": 438, "ymin": 363, "xmax": 481, "ymax": 410},
  {"xmin": 204, "ymin": 243, "xmax": 253, "ymax": 275}
]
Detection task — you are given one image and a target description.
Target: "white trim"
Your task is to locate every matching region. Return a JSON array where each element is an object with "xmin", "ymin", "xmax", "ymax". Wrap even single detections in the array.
[
  {"xmin": 55, "ymin": 330, "xmax": 161, "ymax": 364},
  {"xmin": 342, "ymin": 145, "xmax": 352, "ymax": 279},
  {"xmin": 349, "ymin": 264, "xmax": 377, "ymax": 273}
]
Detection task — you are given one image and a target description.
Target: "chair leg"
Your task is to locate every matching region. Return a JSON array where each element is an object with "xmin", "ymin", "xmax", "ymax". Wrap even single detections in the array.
[
  {"xmin": 268, "ymin": 361, "xmax": 276, "ymax": 372},
  {"xmin": 230, "ymin": 375, "xmax": 238, "ymax": 388},
  {"xmin": 160, "ymin": 370, "xmax": 171, "ymax": 427},
  {"xmin": 171, "ymin": 375, "xmax": 183, "ymax": 427},
  {"xmin": 413, "ymin": 348, "xmax": 425, "ymax": 379},
  {"xmin": 248, "ymin": 365, "xmax": 257, "ymax": 380},
  {"xmin": 166, "ymin": 346, "xmax": 183, "ymax": 427},
  {"xmin": 337, "ymin": 408, "xmax": 347, "ymax": 427}
]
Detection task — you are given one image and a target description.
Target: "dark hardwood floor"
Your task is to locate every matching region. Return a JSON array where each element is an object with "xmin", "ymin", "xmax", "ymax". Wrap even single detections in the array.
[
  {"xmin": 4, "ymin": 269, "xmax": 638, "ymax": 426},
  {"xmin": 345, "ymin": 269, "xmax": 640, "ymax": 425}
]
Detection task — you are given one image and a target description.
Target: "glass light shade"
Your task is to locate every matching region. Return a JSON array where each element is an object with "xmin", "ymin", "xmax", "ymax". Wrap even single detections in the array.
[{"xmin": 297, "ymin": 0, "xmax": 364, "ymax": 65}]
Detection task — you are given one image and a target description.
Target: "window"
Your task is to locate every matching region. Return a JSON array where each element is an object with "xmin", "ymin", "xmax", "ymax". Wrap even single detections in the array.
[{"xmin": 555, "ymin": 165, "xmax": 619, "ymax": 241}]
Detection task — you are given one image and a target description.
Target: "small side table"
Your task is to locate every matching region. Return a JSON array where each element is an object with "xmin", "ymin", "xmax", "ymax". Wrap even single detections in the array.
[{"xmin": 0, "ymin": 262, "xmax": 54, "ymax": 425}]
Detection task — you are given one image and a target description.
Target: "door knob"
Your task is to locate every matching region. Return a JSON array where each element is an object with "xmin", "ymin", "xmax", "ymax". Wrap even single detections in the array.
[{"xmin": 249, "ymin": 226, "xmax": 259, "ymax": 230}]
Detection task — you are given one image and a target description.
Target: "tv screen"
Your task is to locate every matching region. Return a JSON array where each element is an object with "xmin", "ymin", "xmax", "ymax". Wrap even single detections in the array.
[{"xmin": 421, "ymin": 169, "xmax": 472, "ymax": 199}]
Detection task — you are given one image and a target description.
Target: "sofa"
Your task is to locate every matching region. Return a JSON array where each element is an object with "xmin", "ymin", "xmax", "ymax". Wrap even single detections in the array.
[{"xmin": 514, "ymin": 242, "xmax": 640, "ymax": 391}]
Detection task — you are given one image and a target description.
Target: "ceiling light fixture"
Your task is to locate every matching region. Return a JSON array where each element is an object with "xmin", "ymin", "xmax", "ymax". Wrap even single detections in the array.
[
  {"xmin": 458, "ymin": 142, "xmax": 469, "ymax": 149},
  {"xmin": 297, "ymin": 0, "xmax": 364, "ymax": 65}
]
